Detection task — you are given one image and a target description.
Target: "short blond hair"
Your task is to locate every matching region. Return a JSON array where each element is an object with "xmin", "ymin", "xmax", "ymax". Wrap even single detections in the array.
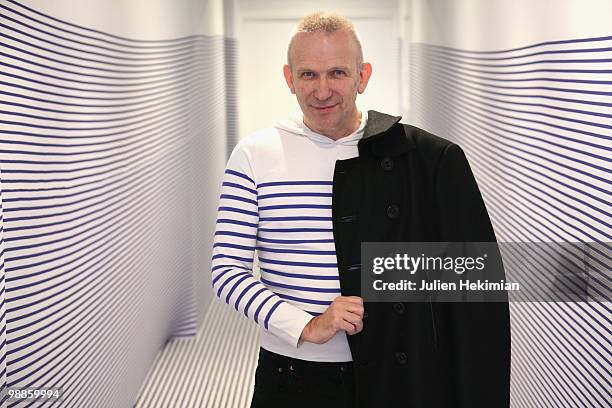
[{"xmin": 287, "ymin": 12, "xmax": 364, "ymax": 67}]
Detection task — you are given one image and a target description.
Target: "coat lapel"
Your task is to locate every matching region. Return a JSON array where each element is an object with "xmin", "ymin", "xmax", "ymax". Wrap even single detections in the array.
[{"xmin": 359, "ymin": 110, "xmax": 415, "ymax": 157}]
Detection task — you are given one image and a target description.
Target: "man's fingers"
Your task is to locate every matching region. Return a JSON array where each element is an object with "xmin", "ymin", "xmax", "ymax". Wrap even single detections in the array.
[
  {"xmin": 346, "ymin": 319, "xmax": 363, "ymax": 335},
  {"xmin": 355, "ymin": 320, "xmax": 363, "ymax": 332},
  {"xmin": 331, "ymin": 296, "xmax": 364, "ymax": 317},
  {"xmin": 317, "ymin": 297, "xmax": 365, "ymax": 337},
  {"xmin": 342, "ymin": 312, "xmax": 363, "ymax": 335},
  {"xmin": 343, "ymin": 312, "xmax": 362, "ymax": 326},
  {"xmin": 336, "ymin": 303, "xmax": 363, "ymax": 318},
  {"xmin": 346, "ymin": 305, "xmax": 364, "ymax": 317},
  {"xmin": 348, "ymin": 321, "xmax": 363, "ymax": 335},
  {"xmin": 337, "ymin": 319, "xmax": 355, "ymax": 333},
  {"xmin": 334, "ymin": 296, "xmax": 363, "ymax": 306}
]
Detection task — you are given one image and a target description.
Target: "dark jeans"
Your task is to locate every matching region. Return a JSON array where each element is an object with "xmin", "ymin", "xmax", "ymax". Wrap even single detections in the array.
[{"xmin": 250, "ymin": 347, "xmax": 356, "ymax": 408}]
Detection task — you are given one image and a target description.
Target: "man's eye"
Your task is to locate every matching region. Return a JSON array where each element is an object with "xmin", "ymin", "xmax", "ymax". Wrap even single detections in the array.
[
  {"xmin": 333, "ymin": 70, "xmax": 346, "ymax": 77},
  {"xmin": 301, "ymin": 72, "xmax": 314, "ymax": 79}
]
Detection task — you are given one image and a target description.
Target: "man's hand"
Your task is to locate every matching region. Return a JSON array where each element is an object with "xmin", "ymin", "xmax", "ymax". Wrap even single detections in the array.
[{"xmin": 298, "ymin": 296, "xmax": 364, "ymax": 345}]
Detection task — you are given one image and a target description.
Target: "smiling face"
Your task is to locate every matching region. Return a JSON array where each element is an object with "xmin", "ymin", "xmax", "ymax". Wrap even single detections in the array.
[{"xmin": 284, "ymin": 29, "xmax": 372, "ymax": 140}]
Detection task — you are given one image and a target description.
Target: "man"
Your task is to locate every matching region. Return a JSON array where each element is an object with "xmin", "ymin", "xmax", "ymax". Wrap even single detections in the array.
[{"xmin": 211, "ymin": 12, "xmax": 510, "ymax": 408}]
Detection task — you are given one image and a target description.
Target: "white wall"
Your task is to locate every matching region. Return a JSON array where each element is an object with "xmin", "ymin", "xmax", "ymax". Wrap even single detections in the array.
[
  {"xmin": 409, "ymin": 0, "xmax": 612, "ymax": 49},
  {"xmin": 28, "ymin": 0, "xmax": 223, "ymax": 37}
]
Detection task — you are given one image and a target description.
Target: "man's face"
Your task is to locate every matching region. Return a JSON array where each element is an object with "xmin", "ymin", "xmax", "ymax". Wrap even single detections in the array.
[{"xmin": 284, "ymin": 30, "xmax": 372, "ymax": 139}]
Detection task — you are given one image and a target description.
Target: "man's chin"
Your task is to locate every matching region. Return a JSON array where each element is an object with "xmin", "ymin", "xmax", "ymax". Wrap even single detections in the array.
[{"xmin": 307, "ymin": 117, "xmax": 338, "ymax": 133}]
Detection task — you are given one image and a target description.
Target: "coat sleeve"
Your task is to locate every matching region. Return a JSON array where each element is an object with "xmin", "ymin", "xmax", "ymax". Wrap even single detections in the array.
[
  {"xmin": 434, "ymin": 143, "xmax": 511, "ymax": 408},
  {"xmin": 211, "ymin": 141, "xmax": 313, "ymax": 347}
]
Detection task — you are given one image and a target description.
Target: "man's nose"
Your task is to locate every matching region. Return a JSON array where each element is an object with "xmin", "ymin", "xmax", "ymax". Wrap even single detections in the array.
[{"xmin": 314, "ymin": 77, "xmax": 332, "ymax": 100}]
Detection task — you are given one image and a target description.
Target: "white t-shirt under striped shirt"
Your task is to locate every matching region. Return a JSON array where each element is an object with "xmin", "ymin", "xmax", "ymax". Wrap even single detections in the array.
[{"xmin": 211, "ymin": 111, "xmax": 367, "ymax": 362}]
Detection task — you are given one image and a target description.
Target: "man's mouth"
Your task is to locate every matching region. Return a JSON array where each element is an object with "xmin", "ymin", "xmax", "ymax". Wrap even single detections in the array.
[{"xmin": 312, "ymin": 104, "xmax": 338, "ymax": 112}]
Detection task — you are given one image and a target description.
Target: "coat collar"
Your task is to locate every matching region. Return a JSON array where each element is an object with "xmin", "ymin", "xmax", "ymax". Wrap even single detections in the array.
[{"xmin": 358, "ymin": 110, "xmax": 416, "ymax": 157}]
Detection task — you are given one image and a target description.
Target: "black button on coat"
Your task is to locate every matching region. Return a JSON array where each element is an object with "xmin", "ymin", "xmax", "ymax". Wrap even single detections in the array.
[
  {"xmin": 331, "ymin": 110, "xmax": 511, "ymax": 408},
  {"xmin": 386, "ymin": 204, "xmax": 400, "ymax": 219}
]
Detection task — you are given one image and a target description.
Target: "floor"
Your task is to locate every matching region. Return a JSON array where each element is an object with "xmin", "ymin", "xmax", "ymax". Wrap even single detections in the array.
[{"xmin": 135, "ymin": 298, "xmax": 259, "ymax": 408}]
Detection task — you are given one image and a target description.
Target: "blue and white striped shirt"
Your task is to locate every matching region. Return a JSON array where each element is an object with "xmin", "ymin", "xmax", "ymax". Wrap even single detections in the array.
[{"xmin": 211, "ymin": 112, "xmax": 367, "ymax": 362}]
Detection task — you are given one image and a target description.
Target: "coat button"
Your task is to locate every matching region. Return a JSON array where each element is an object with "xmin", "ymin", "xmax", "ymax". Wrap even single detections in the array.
[
  {"xmin": 387, "ymin": 204, "xmax": 400, "ymax": 219},
  {"xmin": 393, "ymin": 302, "xmax": 405, "ymax": 315},
  {"xmin": 339, "ymin": 215, "xmax": 357, "ymax": 223},
  {"xmin": 381, "ymin": 157, "xmax": 394, "ymax": 171},
  {"xmin": 395, "ymin": 351, "xmax": 408, "ymax": 365},
  {"xmin": 347, "ymin": 264, "xmax": 361, "ymax": 272}
]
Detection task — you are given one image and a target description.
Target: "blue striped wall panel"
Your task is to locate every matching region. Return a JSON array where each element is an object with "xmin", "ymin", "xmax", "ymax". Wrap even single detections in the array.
[
  {"xmin": 224, "ymin": 38, "xmax": 239, "ymax": 160},
  {"xmin": 408, "ymin": 36, "xmax": 611, "ymax": 408},
  {"xmin": 0, "ymin": 171, "xmax": 8, "ymax": 401},
  {"xmin": 0, "ymin": 0, "xmax": 226, "ymax": 406}
]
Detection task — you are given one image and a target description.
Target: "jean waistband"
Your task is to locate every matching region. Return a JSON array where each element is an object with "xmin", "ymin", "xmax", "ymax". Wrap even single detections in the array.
[{"xmin": 258, "ymin": 347, "xmax": 354, "ymax": 373}]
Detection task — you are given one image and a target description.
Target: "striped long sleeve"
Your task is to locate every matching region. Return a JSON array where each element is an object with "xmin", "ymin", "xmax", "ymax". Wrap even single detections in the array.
[{"xmin": 211, "ymin": 141, "xmax": 314, "ymax": 347}]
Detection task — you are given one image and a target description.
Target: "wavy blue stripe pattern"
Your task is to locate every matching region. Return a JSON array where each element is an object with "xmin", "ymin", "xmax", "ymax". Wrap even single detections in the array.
[
  {"xmin": 0, "ymin": 171, "xmax": 7, "ymax": 402},
  {"xmin": 0, "ymin": 1, "xmax": 226, "ymax": 406},
  {"xmin": 409, "ymin": 36, "xmax": 611, "ymax": 408}
]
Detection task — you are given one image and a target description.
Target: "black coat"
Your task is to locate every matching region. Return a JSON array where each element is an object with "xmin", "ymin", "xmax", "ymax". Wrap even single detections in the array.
[{"xmin": 332, "ymin": 110, "xmax": 511, "ymax": 408}]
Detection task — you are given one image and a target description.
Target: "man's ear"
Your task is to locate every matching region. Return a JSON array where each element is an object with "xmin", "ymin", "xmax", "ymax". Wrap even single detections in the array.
[
  {"xmin": 283, "ymin": 64, "xmax": 296, "ymax": 94},
  {"xmin": 357, "ymin": 62, "xmax": 372, "ymax": 94}
]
